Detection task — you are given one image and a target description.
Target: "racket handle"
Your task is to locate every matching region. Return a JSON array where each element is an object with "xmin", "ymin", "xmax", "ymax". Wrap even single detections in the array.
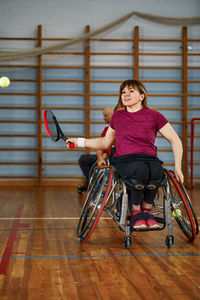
[
  {"xmin": 69, "ymin": 142, "xmax": 75, "ymax": 149},
  {"xmin": 63, "ymin": 137, "xmax": 75, "ymax": 149}
]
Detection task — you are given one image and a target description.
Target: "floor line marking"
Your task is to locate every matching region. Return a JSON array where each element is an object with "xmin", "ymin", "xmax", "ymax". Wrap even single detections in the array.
[
  {"xmin": 0, "ymin": 205, "xmax": 29, "ymax": 275},
  {"xmin": 2, "ymin": 254, "xmax": 200, "ymax": 259},
  {"xmin": 0, "ymin": 217, "xmax": 112, "ymax": 220},
  {"xmin": 0, "ymin": 226, "xmax": 118, "ymax": 232},
  {"xmin": 0, "ymin": 216, "xmax": 199, "ymax": 220}
]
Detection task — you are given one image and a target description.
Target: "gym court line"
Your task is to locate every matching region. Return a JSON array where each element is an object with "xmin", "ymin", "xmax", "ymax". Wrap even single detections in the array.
[
  {"xmin": 0, "ymin": 204, "xmax": 30, "ymax": 275},
  {"xmin": 0, "ymin": 254, "xmax": 200, "ymax": 259},
  {"xmin": 1, "ymin": 216, "xmax": 199, "ymax": 220},
  {"xmin": 0, "ymin": 224, "xmax": 199, "ymax": 260},
  {"xmin": 0, "ymin": 210, "xmax": 199, "ymax": 275},
  {"xmin": 0, "ymin": 217, "xmax": 112, "ymax": 220}
]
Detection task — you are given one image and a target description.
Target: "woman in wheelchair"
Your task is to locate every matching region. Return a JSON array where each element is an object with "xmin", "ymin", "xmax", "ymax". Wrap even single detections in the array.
[{"xmin": 66, "ymin": 79, "xmax": 184, "ymax": 230}]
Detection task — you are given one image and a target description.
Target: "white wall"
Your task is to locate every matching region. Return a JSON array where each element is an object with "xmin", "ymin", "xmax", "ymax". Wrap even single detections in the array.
[{"xmin": 0, "ymin": 0, "xmax": 200, "ymax": 37}]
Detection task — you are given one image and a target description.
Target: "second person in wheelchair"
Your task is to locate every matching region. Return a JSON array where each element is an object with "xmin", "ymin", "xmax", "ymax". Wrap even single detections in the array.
[{"xmin": 66, "ymin": 79, "xmax": 184, "ymax": 230}]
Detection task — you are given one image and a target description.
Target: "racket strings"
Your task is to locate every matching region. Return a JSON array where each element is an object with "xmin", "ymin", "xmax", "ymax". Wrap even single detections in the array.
[{"xmin": 46, "ymin": 111, "xmax": 59, "ymax": 141}]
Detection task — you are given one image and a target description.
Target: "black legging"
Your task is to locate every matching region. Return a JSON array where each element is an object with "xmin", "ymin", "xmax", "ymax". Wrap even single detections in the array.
[
  {"xmin": 113, "ymin": 155, "xmax": 163, "ymax": 206},
  {"xmin": 78, "ymin": 154, "xmax": 97, "ymax": 186}
]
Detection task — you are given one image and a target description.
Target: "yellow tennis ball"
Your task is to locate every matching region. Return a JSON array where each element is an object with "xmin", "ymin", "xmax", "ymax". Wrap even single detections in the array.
[
  {"xmin": 0, "ymin": 76, "xmax": 10, "ymax": 88},
  {"xmin": 172, "ymin": 209, "xmax": 181, "ymax": 218}
]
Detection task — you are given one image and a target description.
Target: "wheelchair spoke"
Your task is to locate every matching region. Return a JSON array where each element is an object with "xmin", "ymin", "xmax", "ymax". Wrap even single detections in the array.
[
  {"xmin": 77, "ymin": 167, "xmax": 113, "ymax": 242},
  {"xmin": 178, "ymin": 180, "xmax": 199, "ymax": 235},
  {"xmin": 165, "ymin": 169, "xmax": 197, "ymax": 242}
]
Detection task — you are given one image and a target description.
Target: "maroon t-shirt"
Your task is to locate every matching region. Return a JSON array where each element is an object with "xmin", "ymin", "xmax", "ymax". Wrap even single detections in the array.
[{"xmin": 109, "ymin": 107, "xmax": 168, "ymax": 157}]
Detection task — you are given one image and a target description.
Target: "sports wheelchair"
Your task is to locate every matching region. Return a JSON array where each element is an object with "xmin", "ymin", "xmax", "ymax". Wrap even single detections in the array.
[{"xmin": 77, "ymin": 163, "xmax": 199, "ymax": 249}]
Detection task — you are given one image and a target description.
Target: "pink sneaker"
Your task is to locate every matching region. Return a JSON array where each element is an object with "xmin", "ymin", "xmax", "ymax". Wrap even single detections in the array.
[
  {"xmin": 131, "ymin": 210, "xmax": 147, "ymax": 230},
  {"xmin": 143, "ymin": 209, "xmax": 160, "ymax": 229}
]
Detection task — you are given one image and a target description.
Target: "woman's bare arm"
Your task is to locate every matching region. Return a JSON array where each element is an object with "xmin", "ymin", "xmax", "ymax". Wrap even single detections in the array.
[
  {"xmin": 66, "ymin": 126, "xmax": 115, "ymax": 151},
  {"xmin": 159, "ymin": 122, "xmax": 184, "ymax": 182}
]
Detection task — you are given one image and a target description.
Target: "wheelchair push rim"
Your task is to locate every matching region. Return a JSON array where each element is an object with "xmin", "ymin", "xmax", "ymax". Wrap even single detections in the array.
[
  {"xmin": 76, "ymin": 170, "xmax": 104, "ymax": 237},
  {"xmin": 87, "ymin": 159, "xmax": 111, "ymax": 194},
  {"xmin": 178, "ymin": 179, "xmax": 199, "ymax": 236},
  {"xmin": 165, "ymin": 169, "xmax": 197, "ymax": 242},
  {"xmin": 77, "ymin": 167, "xmax": 113, "ymax": 243}
]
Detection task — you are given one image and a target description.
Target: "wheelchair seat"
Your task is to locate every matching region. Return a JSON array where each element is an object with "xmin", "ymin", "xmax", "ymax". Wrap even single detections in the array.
[{"xmin": 119, "ymin": 170, "xmax": 167, "ymax": 190}]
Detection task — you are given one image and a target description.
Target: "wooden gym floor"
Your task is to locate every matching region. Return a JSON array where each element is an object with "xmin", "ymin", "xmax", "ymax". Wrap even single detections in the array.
[{"xmin": 0, "ymin": 186, "xmax": 199, "ymax": 300}]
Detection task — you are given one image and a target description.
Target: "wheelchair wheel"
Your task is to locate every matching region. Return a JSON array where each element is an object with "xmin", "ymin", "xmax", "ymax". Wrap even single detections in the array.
[
  {"xmin": 165, "ymin": 169, "xmax": 197, "ymax": 242},
  {"xmin": 87, "ymin": 159, "xmax": 110, "ymax": 194},
  {"xmin": 77, "ymin": 169, "xmax": 105, "ymax": 237},
  {"xmin": 87, "ymin": 163, "xmax": 99, "ymax": 194},
  {"xmin": 76, "ymin": 167, "xmax": 113, "ymax": 243},
  {"xmin": 178, "ymin": 180, "xmax": 199, "ymax": 236}
]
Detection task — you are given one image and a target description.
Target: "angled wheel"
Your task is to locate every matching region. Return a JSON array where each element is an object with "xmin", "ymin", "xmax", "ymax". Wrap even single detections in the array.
[
  {"xmin": 77, "ymin": 169, "xmax": 105, "ymax": 237},
  {"xmin": 87, "ymin": 163, "xmax": 99, "ymax": 194},
  {"xmin": 77, "ymin": 163, "xmax": 98, "ymax": 196},
  {"xmin": 76, "ymin": 167, "xmax": 113, "ymax": 243},
  {"xmin": 164, "ymin": 169, "xmax": 197, "ymax": 242},
  {"xmin": 178, "ymin": 180, "xmax": 199, "ymax": 236},
  {"xmin": 87, "ymin": 159, "xmax": 110, "ymax": 194}
]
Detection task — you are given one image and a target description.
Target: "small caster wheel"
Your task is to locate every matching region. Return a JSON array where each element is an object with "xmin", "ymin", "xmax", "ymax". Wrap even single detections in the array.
[
  {"xmin": 124, "ymin": 237, "xmax": 131, "ymax": 249},
  {"xmin": 165, "ymin": 235, "xmax": 174, "ymax": 248}
]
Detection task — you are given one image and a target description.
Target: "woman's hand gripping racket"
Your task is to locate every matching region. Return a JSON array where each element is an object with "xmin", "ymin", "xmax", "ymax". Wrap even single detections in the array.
[{"xmin": 44, "ymin": 109, "xmax": 75, "ymax": 149}]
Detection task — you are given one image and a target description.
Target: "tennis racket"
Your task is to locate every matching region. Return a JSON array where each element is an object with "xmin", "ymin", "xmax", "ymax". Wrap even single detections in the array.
[{"xmin": 44, "ymin": 109, "xmax": 75, "ymax": 149}]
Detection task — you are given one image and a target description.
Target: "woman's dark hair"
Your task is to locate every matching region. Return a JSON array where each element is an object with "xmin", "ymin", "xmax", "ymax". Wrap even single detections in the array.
[{"xmin": 114, "ymin": 79, "xmax": 147, "ymax": 112}]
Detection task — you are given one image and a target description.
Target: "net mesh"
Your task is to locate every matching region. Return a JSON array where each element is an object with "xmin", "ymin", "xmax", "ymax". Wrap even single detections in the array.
[{"xmin": 0, "ymin": 11, "xmax": 200, "ymax": 64}]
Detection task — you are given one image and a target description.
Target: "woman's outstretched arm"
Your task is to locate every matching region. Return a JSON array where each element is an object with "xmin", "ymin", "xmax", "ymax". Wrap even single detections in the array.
[{"xmin": 66, "ymin": 126, "xmax": 115, "ymax": 151}]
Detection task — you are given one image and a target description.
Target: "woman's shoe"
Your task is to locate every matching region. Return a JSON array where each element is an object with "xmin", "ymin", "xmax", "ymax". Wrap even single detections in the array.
[
  {"xmin": 131, "ymin": 210, "xmax": 147, "ymax": 230},
  {"xmin": 142, "ymin": 208, "xmax": 160, "ymax": 229}
]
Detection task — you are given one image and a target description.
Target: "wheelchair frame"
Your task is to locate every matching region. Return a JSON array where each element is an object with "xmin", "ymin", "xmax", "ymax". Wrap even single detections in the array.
[{"xmin": 77, "ymin": 165, "xmax": 199, "ymax": 249}]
